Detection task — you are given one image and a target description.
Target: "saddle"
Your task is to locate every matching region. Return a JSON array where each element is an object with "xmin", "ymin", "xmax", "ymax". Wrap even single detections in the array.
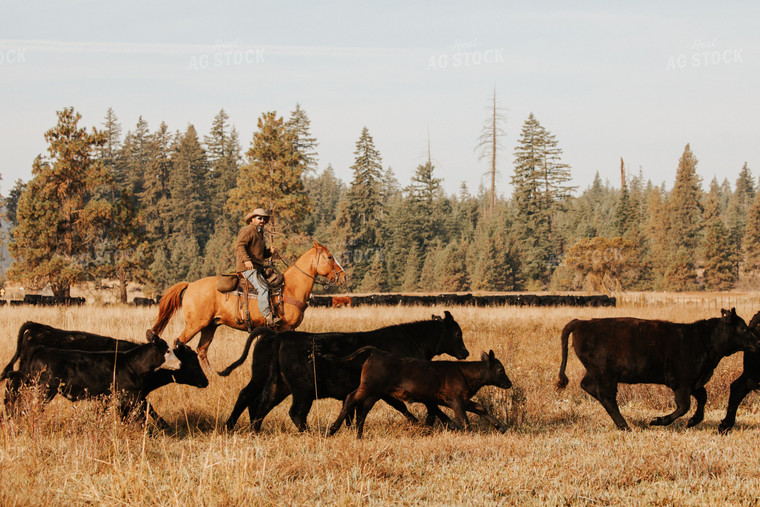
[{"xmin": 217, "ymin": 266, "xmax": 285, "ymax": 330}]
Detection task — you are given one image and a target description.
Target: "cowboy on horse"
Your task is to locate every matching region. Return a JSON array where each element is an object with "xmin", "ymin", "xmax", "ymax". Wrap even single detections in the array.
[{"xmin": 235, "ymin": 208, "xmax": 282, "ymax": 328}]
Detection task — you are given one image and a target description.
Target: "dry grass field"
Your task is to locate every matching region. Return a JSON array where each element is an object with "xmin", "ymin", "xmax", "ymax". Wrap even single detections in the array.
[{"xmin": 1, "ymin": 297, "xmax": 760, "ymax": 505}]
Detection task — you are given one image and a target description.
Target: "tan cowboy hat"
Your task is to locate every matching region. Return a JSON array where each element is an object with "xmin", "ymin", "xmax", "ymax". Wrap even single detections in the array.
[{"xmin": 245, "ymin": 208, "xmax": 271, "ymax": 223}]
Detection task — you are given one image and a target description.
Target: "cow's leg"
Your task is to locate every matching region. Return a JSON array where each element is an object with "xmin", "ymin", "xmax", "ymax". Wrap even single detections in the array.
[
  {"xmin": 355, "ymin": 396, "xmax": 380, "ymax": 439},
  {"xmin": 250, "ymin": 378, "xmax": 291, "ymax": 432},
  {"xmin": 329, "ymin": 390, "xmax": 360, "ymax": 435},
  {"xmin": 719, "ymin": 372, "xmax": 759, "ymax": 433},
  {"xmin": 686, "ymin": 387, "xmax": 707, "ymax": 428},
  {"xmin": 195, "ymin": 324, "xmax": 219, "ymax": 370},
  {"xmin": 580, "ymin": 374, "xmax": 629, "ymax": 430},
  {"xmin": 650, "ymin": 387, "xmax": 691, "ymax": 426},
  {"xmin": 423, "ymin": 404, "xmax": 459, "ymax": 429},
  {"xmin": 381, "ymin": 396, "xmax": 419, "ymax": 425},
  {"xmin": 225, "ymin": 380, "xmax": 259, "ymax": 431},
  {"xmin": 448, "ymin": 398, "xmax": 471, "ymax": 430},
  {"xmin": 464, "ymin": 400, "xmax": 508, "ymax": 433},
  {"xmin": 287, "ymin": 391, "xmax": 315, "ymax": 432}
]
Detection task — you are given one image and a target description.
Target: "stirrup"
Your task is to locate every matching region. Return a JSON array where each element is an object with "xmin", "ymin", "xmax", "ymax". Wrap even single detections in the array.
[{"xmin": 266, "ymin": 314, "xmax": 283, "ymax": 328}]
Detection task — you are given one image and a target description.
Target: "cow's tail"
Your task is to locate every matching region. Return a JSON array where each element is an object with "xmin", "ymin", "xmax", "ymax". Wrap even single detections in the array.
[
  {"xmin": 151, "ymin": 282, "xmax": 189, "ymax": 335},
  {"xmin": 218, "ymin": 326, "xmax": 274, "ymax": 376},
  {"xmin": 556, "ymin": 320, "xmax": 579, "ymax": 390},
  {"xmin": 0, "ymin": 322, "xmax": 34, "ymax": 380},
  {"xmin": 323, "ymin": 346, "xmax": 379, "ymax": 370}
]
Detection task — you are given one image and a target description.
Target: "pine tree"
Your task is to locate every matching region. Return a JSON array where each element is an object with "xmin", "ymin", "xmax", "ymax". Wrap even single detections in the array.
[
  {"xmin": 742, "ymin": 191, "xmax": 760, "ymax": 277},
  {"xmin": 667, "ymin": 144, "xmax": 703, "ymax": 253},
  {"xmin": 333, "ymin": 127, "xmax": 384, "ymax": 281},
  {"xmin": 302, "ymin": 164, "xmax": 345, "ymax": 237},
  {"xmin": 447, "ymin": 182, "xmax": 479, "ymax": 243},
  {"xmin": 285, "ymin": 103, "xmax": 319, "ymax": 175},
  {"xmin": 727, "ymin": 162, "xmax": 755, "ymax": 251},
  {"xmin": 99, "ymin": 108, "xmax": 122, "ymax": 178},
  {"xmin": 418, "ymin": 246, "xmax": 441, "ymax": 291},
  {"xmin": 359, "ymin": 253, "xmax": 386, "ymax": 293},
  {"xmin": 3, "ymin": 179, "xmax": 26, "ymax": 230},
  {"xmin": 202, "ymin": 110, "xmax": 243, "ymax": 275},
  {"xmin": 200, "ymin": 221, "xmax": 237, "ymax": 277},
  {"xmin": 7, "ymin": 108, "xmax": 114, "ymax": 297},
  {"xmin": 475, "ymin": 91, "xmax": 507, "ymax": 215},
  {"xmin": 435, "ymin": 240, "xmax": 469, "ymax": 291},
  {"xmin": 643, "ymin": 184, "xmax": 670, "ymax": 286},
  {"xmin": 96, "ymin": 190, "xmax": 149, "ymax": 302},
  {"xmin": 405, "ymin": 160, "xmax": 445, "ymax": 250},
  {"xmin": 663, "ymin": 247, "xmax": 698, "ymax": 291},
  {"xmin": 400, "ymin": 245, "xmax": 421, "ymax": 292},
  {"xmin": 140, "ymin": 122, "xmax": 173, "ymax": 241},
  {"xmin": 663, "ymin": 144, "xmax": 702, "ymax": 290},
  {"xmin": 511, "ymin": 113, "xmax": 573, "ymax": 287},
  {"xmin": 168, "ymin": 125, "xmax": 212, "ymax": 249},
  {"xmin": 467, "ymin": 212, "xmax": 520, "ymax": 291},
  {"xmin": 614, "ymin": 158, "xmax": 636, "ymax": 236},
  {"xmin": 702, "ymin": 179, "xmax": 737, "ymax": 290},
  {"xmin": 204, "ymin": 109, "xmax": 242, "ymax": 226},
  {"xmin": 228, "ymin": 111, "xmax": 310, "ymax": 247},
  {"xmin": 119, "ymin": 116, "xmax": 150, "ymax": 196}
]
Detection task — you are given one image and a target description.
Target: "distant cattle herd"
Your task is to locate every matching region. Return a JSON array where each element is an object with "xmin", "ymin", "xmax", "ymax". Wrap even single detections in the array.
[
  {"xmin": 0, "ymin": 293, "xmax": 615, "ymax": 308},
  {"xmin": 2, "ymin": 292, "xmax": 760, "ymax": 438}
]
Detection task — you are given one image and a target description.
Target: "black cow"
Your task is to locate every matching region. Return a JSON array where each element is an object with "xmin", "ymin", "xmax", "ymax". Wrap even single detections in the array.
[
  {"xmin": 719, "ymin": 310, "xmax": 760, "ymax": 433},
  {"xmin": 327, "ymin": 347, "xmax": 512, "ymax": 438},
  {"xmin": 5, "ymin": 331, "xmax": 180, "ymax": 421},
  {"xmin": 2, "ymin": 322, "xmax": 207, "ymax": 425},
  {"xmin": 556, "ymin": 308, "xmax": 759, "ymax": 430},
  {"xmin": 2, "ymin": 322, "xmax": 138, "ymax": 379},
  {"xmin": 221, "ymin": 311, "xmax": 470, "ymax": 432},
  {"xmin": 133, "ymin": 297, "xmax": 156, "ymax": 306}
]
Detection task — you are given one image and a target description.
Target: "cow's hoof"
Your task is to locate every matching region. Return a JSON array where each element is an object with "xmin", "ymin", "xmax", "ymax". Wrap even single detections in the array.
[
  {"xmin": 686, "ymin": 417, "xmax": 703, "ymax": 428},
  {"xmin": 649, "ymin": 417, "xmax": 666, "ymax": 426},
  {"xmin": 718, "ymin": 422, "xmax": 732, "ymax": 435}
]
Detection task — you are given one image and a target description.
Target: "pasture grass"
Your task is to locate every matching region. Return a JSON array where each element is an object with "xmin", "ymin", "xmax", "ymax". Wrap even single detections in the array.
[{"xmin": 1, "ymin": 299, "xmax": 760, "ymax": 505}]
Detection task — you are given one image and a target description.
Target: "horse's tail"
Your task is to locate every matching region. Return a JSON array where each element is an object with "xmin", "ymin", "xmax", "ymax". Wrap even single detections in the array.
[
  {"xmin": 152, "ymin": 282, "xmax": 189, "ymax": 336},
  {"xmin": 0, "ymin": 321, "xmax": 34, "ymax": 380},
  {"xmin": 323, "ymin": 346, "xmax": 380, "ymax": 370},
  {"xmin": 556, "ymin": 320, "xmax": 579, "ymax": 390},
  {"xmin": 218, "ymin": 326, "xmax": 274, "ymax": 376}
]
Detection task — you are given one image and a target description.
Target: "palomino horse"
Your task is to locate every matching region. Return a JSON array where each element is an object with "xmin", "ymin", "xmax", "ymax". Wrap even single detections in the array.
[{"xmin": 152, "ymin": 240, "xmax": 346, "ymax": 369}]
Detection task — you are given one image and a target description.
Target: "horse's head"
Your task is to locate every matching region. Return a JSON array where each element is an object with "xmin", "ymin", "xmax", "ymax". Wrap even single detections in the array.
[{"xmin": 313, "ymin": 240, "xmax": 347, "ymax": 285}]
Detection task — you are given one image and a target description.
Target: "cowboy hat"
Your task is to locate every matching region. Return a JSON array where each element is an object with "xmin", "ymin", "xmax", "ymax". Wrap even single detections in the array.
[{"xmin": 245, "ymin": 208, "xmax": 271, "ymax": 223}]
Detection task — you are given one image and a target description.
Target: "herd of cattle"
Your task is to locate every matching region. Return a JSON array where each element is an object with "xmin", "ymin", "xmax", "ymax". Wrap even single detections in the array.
[
  {"xmin": 311, "ymin": 293, "xmax": 617, "ymax": 308},
  {"xmin": 0, "ymin": 293, "xmax": 616, "ymax": 308},
  {"xmin": 2, "ymin": 308, "xmax": 760, "ymax": 437}
]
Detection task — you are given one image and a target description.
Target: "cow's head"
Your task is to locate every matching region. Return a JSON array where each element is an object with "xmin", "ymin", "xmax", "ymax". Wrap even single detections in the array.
[
  {"xmin": 748, "ymin": 310, "xmax": 760, "ymax": 331},
  {"xmin": 437, "ymin": 311, "xmax": 469, "ymax": 360},
  {"xmin": 720, "ymin": 308, "xmax": 760, "ymax": 354},
  {"xmin": 167, "ymin": 342, "xmax": 209, "ymax": 388},
  {"xmin": 147, "ymin": 330, "xmax": 182, "ymax": 370},
  {"xmin": 481, "ymin": 350, "xmax": 512, "ymax": 390}
]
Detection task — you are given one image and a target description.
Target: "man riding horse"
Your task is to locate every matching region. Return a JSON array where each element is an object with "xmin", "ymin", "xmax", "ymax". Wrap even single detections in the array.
[{"xmin": 235, "ymin": 208, "xmax": 282, "ymax": 328}]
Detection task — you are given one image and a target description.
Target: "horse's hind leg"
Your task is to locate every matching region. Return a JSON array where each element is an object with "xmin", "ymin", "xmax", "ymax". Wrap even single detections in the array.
[{"xmin": 196, "ymin": 324, "xmax": 219, "ymax": 369}]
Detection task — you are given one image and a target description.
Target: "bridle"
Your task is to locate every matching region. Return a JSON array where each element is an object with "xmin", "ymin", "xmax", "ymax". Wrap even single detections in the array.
[{"xmin": 276, "ymin": 247, "xmax": 346, "ymax": 287}]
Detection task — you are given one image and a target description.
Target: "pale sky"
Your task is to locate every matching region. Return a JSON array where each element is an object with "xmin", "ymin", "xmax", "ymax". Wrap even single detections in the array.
[{"xmin": 0, "ymin": 1, "xmax": 757, "ymax": 197}]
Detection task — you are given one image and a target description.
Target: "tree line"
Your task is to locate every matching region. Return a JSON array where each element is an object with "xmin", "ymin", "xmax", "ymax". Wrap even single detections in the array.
[{"xmin": 2, "ymin": 105, "xmax": 758, "ymax": 301}]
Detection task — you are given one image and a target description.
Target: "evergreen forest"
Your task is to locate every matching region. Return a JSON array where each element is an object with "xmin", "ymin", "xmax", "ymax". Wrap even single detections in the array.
[{"xmin": 2, "ymin": 105, "xmax": 758, "ymax": 301}]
